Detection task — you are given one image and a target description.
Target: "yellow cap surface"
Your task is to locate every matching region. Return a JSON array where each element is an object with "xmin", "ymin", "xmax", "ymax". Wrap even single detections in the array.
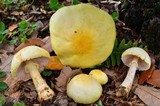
[
  {"xmin": 11, "ymin": 46, "xmax": 50, "ymax": 76},
  {"xmin": 89, "ymin": 69, "xmax": 108, "ymax": 85},
  {"xmin": 50, "ymin": 4, "xmax": 116, "ymax": 68},
  {"xmin": 67, "ymin": 74, "xmax": 102, "ymax": 104}
]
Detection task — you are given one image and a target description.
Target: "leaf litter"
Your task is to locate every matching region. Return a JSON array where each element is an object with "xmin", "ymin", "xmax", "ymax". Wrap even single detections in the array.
[{"xmin": 0, "ymin": 0, "xmax": 160, "ymax": 105}]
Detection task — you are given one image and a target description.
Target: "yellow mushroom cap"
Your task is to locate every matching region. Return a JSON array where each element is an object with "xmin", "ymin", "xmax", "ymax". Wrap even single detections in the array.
[
  {"xmin": 89, "ymin": 69, "xmax": 108, "ymax": 85},
  {"xmin": 50, "ymin": 4, "xmax": 116, "ymax": 68},
  {"xmin": 121, "ymin": 47, "xmax": 151, "ymax": 70},
  {"xmin": 67, "ymin": 74, "xmax": 102, "ymax": 104},
  {"xmin": 11, "ymin": 46, "xmax": 50, "ymax": 77}
]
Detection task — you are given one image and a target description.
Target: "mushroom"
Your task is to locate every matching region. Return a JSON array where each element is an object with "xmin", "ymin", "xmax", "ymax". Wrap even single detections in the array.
[
  {"xmin": 67, "ymin": 74, "xmax": 102, "ymax": 104},
  {"xmin": 50, "ymin": 4, "xmax": 116, "ymax": 68},
  {"xmin": 11, "ymin": 46, "xmax": 54, "ymax": 101},
  {"xmin": 89, "ymin": 69, "xmax": 108, "ymax": 85},
  {"xmin": 116, "ymin": 47, "xmax": 151, "ymax": 97}
]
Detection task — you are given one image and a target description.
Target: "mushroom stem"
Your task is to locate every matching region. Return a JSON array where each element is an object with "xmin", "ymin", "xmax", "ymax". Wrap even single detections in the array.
[
  {"xmin": 25, "ymin": 62, "xmax": 54, "ymax": 102},
  {"xmin": 116, "ymin": 57, "xmax": 139, "ymax": 97}
]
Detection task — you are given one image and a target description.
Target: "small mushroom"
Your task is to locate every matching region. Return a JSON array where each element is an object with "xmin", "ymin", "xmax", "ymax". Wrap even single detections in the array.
[
  {"xmin": 11, "ymin": 46, "xmax": 54, "ymax": 101},
  {"xmin": 50, "ymin": 4, "xmax": 116, "ymax": 68},
  {"xmin": 116, "ymin": 47, "xmax": 151, "ymax": 97},
  {"xmin": 89, "ymin": 69, "xmax": 108, "ymax": 85},
  {"xmin": 67, "ymin": 74, "xmax": 102, "ymax": 104}
]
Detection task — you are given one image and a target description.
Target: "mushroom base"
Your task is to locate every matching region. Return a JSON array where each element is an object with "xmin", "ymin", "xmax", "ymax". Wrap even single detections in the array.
[
  {"xmin": 25, "ymin": 62, "xmax": 55, "ymax": 102},
  {"xmin": 116, "ymin": 86, "xmax": 129, "ymax": 97}
]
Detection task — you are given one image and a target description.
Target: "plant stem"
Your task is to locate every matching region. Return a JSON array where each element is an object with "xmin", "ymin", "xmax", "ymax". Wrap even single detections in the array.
[{"xmin": 25, "ymin": 62, "xmax": 54, "ymax": 102}]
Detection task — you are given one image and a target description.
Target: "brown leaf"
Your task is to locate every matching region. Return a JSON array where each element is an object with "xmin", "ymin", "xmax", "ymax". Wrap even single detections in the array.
[
  {"xmin": 8, "ymin": 24, "xmax": 18, "ymax": 31},
  {"xmin": 45, "ymin": 56, "xmax": 64, "ymax": 70},
  {"xmin": 146, "ymin": 70, "xmax": 160, "ymax": 87},
  {"xmin": 4, "ymin": 75, "xmax": 21, "ymax": 95},
  {"xmin": 0, "ymin": 55, "xmax": 13, "ymax": 74},
  {"xmin": 55, "ymin": 67, "xmax": 82, "ymax": 92},
  {"xmin": 139, "ymin": 65, "xmax": 154, "ymax": 84},
  {"xmin": 14, "ymin": 38, "xmax": 45, "ymax": 53},
  {"xmin": 42, "ymin": 36, "xmax": 53, "ymax": 53},
  {"xmin": 139, "ymin": 54, "xmax": 155, "ymax": 84},
  {"xmin": 134, "ymin": 85, "xmax": 160, "ymax": 106}
]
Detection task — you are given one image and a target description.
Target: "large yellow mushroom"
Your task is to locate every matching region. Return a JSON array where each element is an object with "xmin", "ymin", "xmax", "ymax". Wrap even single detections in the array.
[
  {"xmin": 50, "ymin": 3, "xmax": 116, "ymax": 68},
  {"xmin": 11, "ymin": 46, "xmax": 54, "ymax": 102}
]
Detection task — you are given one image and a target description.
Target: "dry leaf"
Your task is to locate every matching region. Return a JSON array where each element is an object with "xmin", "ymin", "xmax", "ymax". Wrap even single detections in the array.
[
  {"xmin": 8, "ymin": 24, "xmax": 18, "ymax": 31},
  {"xmin": 55, "ymin": 67, "xmax": 82, "ymax": 92},
  {"xmin": 4, "ymin": 74, "xmax": 21, "ymax": 95},
  {"xmin": 45, "ymin": 56, "xmax": 63, "ymax": 70},
  {"xmin": 42, "ymin": 36, "xmax": 53, "ymax": 53},
  {"xmin": 139, "ymin": 54, "xmax": 155, "ymax": 84},
  {"xmin": 14, "ymin": 38, "xmax": 45, "ymax": 53},
  {"xmin": 0, "ymin": 55, "xmax": 13, "ymax": 74},
  {"xmin": 146, "ymin": 70, "xmax": 160, "ymax": 87},
  {"xmin": 139, "ymin": 65, "xmax": 154, "ymax": 84},
  {"xmin": 134, "ymin": 85, "xmax": 160, "ymax": 106}
]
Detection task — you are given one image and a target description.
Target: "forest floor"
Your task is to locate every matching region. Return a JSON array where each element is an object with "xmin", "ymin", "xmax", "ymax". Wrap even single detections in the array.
[{"xmin": 0, "ymin": 0, "xmax": 160, "ymax": 106}]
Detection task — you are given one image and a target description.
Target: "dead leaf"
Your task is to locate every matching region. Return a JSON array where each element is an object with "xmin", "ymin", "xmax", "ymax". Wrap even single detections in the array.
[
  {"xmin": 53, "ymin": 92, "xmax": 69, "ymax": 106},
  {"xmin": 55, "ymin": 67, "xmax": 82, "ymax": 92},
  {"xmin": 9, "ymin": 91, "xmax": 21, "ymax": 98},
  {"xmin": 139, "ymin": 54, "xmax": 155, "ymax": 84},
  {"xmin": 104, "ymin": 68, "xmax": 118, "ymax": 79},
  {"xmin": 14, "ymin": 38, "xmax": 45, "ymax": 53},
  {"xmin": 6, "ymin": 91, "xmax": 21, "ymax": 105},
  {"xmin": 0, "ymin": 55, "xmax": 13, "ymax": 74},
  {"xmin": 146, "ymin": 70, "xmax": 160, "ymax": 87},
  {"xmin": 134, "ymin": 85, "xmax": 160, "ymax": 106},
  {"xmin": 4, "ymin": 74, "xmax": 21, "ymax": 95},
  {"xmin": 8, "ymin": 24, "xmax": 18, "ymax": 31},
  {"xmin": 139, "ymin": 65, "xmax": 154, "ymax": 84},
  {"xmin": 42, "ymin": 36, "xmax": 53, "ymax": 52},
  {"xmin": 45, "ymin": 56, "xmax": 64, "ymax": 70}
]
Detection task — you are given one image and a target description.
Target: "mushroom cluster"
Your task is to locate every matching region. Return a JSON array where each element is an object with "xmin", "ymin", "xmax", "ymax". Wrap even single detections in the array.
[
  {"xmin": 49, "ymin": 3, "xmax": 116, "ymax": 68},
  {"xmin": 49, "ymin": 3, "xmax": 115, "ymax": 104},
  {"xmin": 11, "ymin": 46, "xmax": 54, "ymax": 101},
  {"xmin": 116, "ymin": 47, "xmax": 151, "ymax": 97},
  {"xmin": 67, "ymin": 74, "xmax": 102, "ymax": 104}
]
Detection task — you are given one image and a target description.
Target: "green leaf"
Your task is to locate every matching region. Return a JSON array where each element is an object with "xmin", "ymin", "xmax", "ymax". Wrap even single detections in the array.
[
  {"xmin": 0, "ymin": 94, "xmax": 6, "ymax": 106},
  {"xmin": 97, "ymin": 100, "xmax": 103, "ymax": 106},
  {"xmin": 10, "ymin": 37, "xmax": 18, "ymax": 45},
  {"xmin": 111, "ymin": 54, "xmax": 116, "ymax": 67},
  {"xmin": 0, "ymin": 82, "xmax": 8, "ymax": 92},
  {"xmin": 13, "ymin": 102, "xmax": 25, "ymax": 106},
  {"xmin": 106, "ymin": 57, "xmax": 111, "ymax": 68},
  {"xmin": 49, "ymin": 0, "xmax": 64, "ymax": 10},
  {"xmin": 111, "ymin": 11, "xmax": 119, "ymax": 21},
  {"xmin": 18, "ymin": 21, "xmax": 28, "ymax": 30},
  {"xmin": 2, "ymin": 0, "xmax": 13, "ymax": 5},
  {"xmin": 0, "ymin": 71, "xmax": 6, "ymax": 78},
  {"xmin": 50, "ymin": 81, "xmax": 54, "ymax": 89},
  {"xmin": 144, "ymin": 46, "xmax": 148, "ymax": 51},
  {"xmin": 30, "ymin": 23, "xmax": 37, "ymax": 30},
  {"xmin": 125, "ymin": 40, "xmax": 132, "ymax": 49},
  {"xmin": 133, "ymin": 41, "xmax": 138, "ymax": 47},
  {"xmin": 42, "ymin": 70, "xmax": 52, "ymax": 76},
  {"xmin": 116, "ymin": 53, "xmax": 121, "ymax": 66},
  {"xmin": 71, "ymin": 0, "xmax": 79, "ymax": 5},
  {"xmin": 0, "ymin": 22, "xmax": 5, "ymax": 32},
  {"xmin": 139, "ymin": 44, "xmax": 143, "ymax": 48},
  {"xmin": 113, "ymin": 38, "xmax": 118, "ymax": 50},
  {"xmin": 118, "ymin": 39, "xmax": 126, "ymax": 50}
]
